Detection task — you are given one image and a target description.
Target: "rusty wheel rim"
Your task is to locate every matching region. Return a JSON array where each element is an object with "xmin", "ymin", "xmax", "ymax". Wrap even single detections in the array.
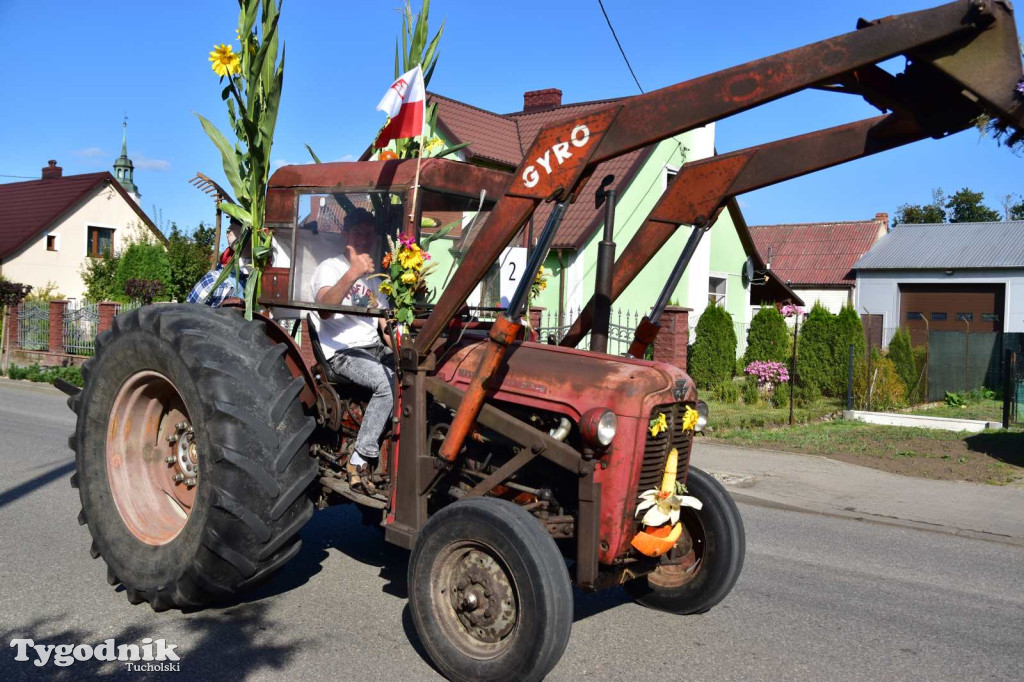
[
  {"xmin": 648, "ymin": 506, "xmax": 708, "ymax": 589},
  {"xmin": 430, "ymin": 541, "xmax": 519, "ymax": 660},
  {"xmin": 106, "ymin": 370, "xmax": 198, "ymax": 545}
]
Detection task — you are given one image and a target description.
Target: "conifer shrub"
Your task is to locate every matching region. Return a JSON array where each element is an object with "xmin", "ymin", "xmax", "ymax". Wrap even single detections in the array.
[
  {"xmin": 744, "ymin": 306, "xmax": 789, "ymax": 364},
  {"xmin": 688, "ymin": 304, "xmax": 737, "ymax": 390},
  {"xmin": 887, "ymin": 328, "xmax": 916, "ymax": 399},
  {"xmin": 796, "ymin": 303, "xmax": 839, "ymax": 396}
]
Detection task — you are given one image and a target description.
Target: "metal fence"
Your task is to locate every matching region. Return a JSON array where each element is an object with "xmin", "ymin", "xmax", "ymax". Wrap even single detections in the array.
[
  {"xmin": 1003, "ymin": 349, "xmax": 1023, "ymax": 427},
  {"xmin": 535, "ymin": 307, "xmax": 644, "ymax": 357},
  {"xmin": 17, "ymin": 302, "xmax": 49, "ymax": 351},
  {"xmin": 62, "ymin": 302, "xmax": 100, "ymax": 356}
]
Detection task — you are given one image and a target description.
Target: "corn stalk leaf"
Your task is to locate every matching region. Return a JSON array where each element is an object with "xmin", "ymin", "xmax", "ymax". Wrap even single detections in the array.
[
  {"xmin": 304, "ymin": 144, "xmax": 322, "ymax": 163},
  {"xmin": 195, "ymin": 113, "xmax": 247, "ymax": 203},
  {"xmin": 434, "ymin": 141, "xmax": 471, "ymax": 158},
  {"xmin": 421, "ymin": 218, "xmax": 460, "ymax": 247},
  {"xmin": 218, "ymin": 201, "xmax": 252, "ymax": 225}
]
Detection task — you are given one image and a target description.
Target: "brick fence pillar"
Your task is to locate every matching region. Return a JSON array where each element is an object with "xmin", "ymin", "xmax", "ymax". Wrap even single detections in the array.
[
  {"xmin": 528, "ymin": 306, "xmax": 544, "ymax": 332},
  {"xmin": 652, "ymin": 305, "xmax": 691, "ymax": 372},
  {"xmin": 7, "ymin": 304, "xmax": 20, "ymax": 349},
  {"xmin": 49, "ymin": 300, "xmax": 68, "ymax": 355},
  {"xmin": 97, "ymin": 301, "xmax": 118, "ymax": 334}
]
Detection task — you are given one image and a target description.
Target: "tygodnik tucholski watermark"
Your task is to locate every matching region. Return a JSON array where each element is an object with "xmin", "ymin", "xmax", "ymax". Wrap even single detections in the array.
[{"xmin": 10, "ymin": 637, "xmax": 181, "ymax": 671}]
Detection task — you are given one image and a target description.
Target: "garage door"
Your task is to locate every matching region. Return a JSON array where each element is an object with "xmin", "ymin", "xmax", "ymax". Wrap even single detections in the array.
[{"xmin": 899, "ymin": 283, "xmax": 1004, "ymax": 346}]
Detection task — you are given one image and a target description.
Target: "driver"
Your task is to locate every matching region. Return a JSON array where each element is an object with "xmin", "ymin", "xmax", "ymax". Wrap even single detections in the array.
[{"xmin": 311, "ymin": 208, "xmax": 393, "ymax": 495}]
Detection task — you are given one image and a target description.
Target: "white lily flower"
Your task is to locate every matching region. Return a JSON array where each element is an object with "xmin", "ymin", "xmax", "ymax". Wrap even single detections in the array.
[{"xmin": 636, "ymin": 488, "xmax": 703, "ymax": 527}]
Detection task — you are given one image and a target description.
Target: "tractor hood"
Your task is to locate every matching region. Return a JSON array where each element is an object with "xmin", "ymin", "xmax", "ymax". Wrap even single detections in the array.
[{"xmin": 433, "ymin": 337, "xmax": 698, "ymax": 420}]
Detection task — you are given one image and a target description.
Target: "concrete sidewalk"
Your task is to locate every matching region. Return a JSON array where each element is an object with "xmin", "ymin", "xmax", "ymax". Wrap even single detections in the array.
[{"xmin": 692, "ymin": 441, "xmax": 1024, "ymax": 546}]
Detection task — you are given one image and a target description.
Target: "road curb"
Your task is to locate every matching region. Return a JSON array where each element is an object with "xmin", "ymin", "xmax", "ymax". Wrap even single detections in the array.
[{"xmin": 722, "ymin": 486, "xmax": 1024, "ymax": 548}]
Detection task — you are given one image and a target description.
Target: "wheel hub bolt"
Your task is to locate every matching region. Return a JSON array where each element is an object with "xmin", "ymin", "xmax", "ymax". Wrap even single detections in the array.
[
  {"xmin": 165, "ymin": 456, "xmax": 177, "ymax": 464},
  {"xmin": 167, "ymin": 434, "xmax": 178, "ymax": 444},
  {"xmin": 185, "ymin": 477, "xmax": 197, "ymax": 488},
  {"xmin": 172, "ymin": 473, "xmax": 184, "ymax": 483}
]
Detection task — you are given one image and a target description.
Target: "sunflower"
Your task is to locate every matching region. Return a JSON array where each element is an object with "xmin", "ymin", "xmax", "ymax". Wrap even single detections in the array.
[
  {"xmin": 400, "ymin": 271, "xmax": 417, "ymax": 284},
  {"xmin": 682, "ymin": 405, "xmax": 700, "ymax": 433},
  {"xmin": 209, "ymin": 44, "xmax": 241, "ymax": 78},
  {"xmin": 649, "ymin": 412, "xmax": 667, "ymax": 437},
  {"xmin": 398, "ymin": 244, "xmax": 424, "ymax": 270}
]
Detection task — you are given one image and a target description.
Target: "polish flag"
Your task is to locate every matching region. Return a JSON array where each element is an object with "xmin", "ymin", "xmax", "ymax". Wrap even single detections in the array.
[{"xmin": 374, "ymin": 65, "xmax": 425, "ymax": 149}]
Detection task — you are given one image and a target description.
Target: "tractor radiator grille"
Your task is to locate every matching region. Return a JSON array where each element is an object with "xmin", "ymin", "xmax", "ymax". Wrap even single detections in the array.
[{"xmin": 637, "ymin": 403, "xmax": 694, "ymax": 496}]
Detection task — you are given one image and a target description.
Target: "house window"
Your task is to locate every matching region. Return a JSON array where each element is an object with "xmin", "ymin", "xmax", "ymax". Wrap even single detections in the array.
[
  {"xmin": 87, "ymin": 226, "xmax": 115, "ymax": 258},
  {"xmin": 931, "ymin": 312, "xmax": 947, "ymax": 321},
  {"xmin": 955, "ymin": 312, "xmax": 973, "ymax": 322},
  {"xmin": 906, "ymin": 312, "xmax": 923, "ymax": 321},
  {"xmin": 46, "ymin": 235, "xmax": 58, "ymax": 251},
  {"xmin": 982, "ymin": 313, "xmax": 1000, "ymax": 322},
  {"xmin": 708, "ymin": 276, "xmax": 727, "ymax": 306}
]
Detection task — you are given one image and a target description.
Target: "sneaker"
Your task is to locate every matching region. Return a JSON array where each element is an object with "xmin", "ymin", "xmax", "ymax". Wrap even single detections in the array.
[{"xmin": 346, "ymin": 460, "xmax": 377, "ymax": 496}]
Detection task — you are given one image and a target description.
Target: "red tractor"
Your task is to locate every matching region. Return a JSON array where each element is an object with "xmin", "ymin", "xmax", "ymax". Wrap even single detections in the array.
[{"xmin": 65, "ymin": 3, "xmax": 1022, "ymax": 680}]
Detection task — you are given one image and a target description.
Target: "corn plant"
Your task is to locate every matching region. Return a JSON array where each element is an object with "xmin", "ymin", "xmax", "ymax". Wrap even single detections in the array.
[{"xmin": 197, "ymin": 0, "xmax": 285, "ymax": 319}]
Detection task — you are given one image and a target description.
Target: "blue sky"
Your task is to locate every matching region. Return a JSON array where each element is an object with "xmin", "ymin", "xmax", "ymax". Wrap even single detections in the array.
[{"xmin": 1, "ymin": 0, "xmax": 1021, "ymax": 237}]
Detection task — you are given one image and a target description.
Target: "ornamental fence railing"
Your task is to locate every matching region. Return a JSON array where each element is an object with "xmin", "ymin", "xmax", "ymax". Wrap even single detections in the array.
[{"xmin": 17, "ymin": 302, "xmax": 49, "ymax": 351}]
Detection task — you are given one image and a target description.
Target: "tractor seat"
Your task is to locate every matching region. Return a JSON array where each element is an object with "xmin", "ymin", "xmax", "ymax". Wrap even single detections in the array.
[{"xmin": 305, "ymin": 313, "xmax": 360, "ymax": 391}]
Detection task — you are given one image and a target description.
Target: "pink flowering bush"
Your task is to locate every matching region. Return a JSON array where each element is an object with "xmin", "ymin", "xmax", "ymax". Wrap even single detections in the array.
[
  {"xmin": 745, "ymin": 360, "xmax": 789, "ymax": 392},
  {"xmin": 779, "ymin": 303, "xmax": 804, "ymax": 318}
]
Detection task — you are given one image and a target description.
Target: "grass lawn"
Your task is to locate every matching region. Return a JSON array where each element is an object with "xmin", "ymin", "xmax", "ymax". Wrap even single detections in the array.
[
  {"xmin": 704, "ymin": 397, "xmax": 843, "ymax": 430},
  {"xmin": 706, "ymin": 419, "xmax": 1024, "ymax": 486},
  {"xmin": 905, "ymin": 397, "xmax": 1005, "ymax": 423}
]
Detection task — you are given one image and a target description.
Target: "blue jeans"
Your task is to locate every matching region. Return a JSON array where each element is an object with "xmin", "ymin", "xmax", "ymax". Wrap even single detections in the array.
[{"xmin": 328, "ymin": 343, "xmax": 395, "ymax": 460}]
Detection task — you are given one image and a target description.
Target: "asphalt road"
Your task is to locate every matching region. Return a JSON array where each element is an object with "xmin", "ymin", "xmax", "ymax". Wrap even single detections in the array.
[{"xmin": 0, "ymin": 379, "xmax": 1021, "ymax": 681}]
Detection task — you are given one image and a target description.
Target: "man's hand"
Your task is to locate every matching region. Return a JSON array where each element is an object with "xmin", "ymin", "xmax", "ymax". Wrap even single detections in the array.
[{"xmin": 346, "ymin": 245, "xmax": 375, "ymax": 279}]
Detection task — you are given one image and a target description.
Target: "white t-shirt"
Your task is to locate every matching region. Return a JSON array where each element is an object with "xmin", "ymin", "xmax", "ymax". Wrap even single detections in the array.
[{"xmin": 311, "ymin": 256, "xmax": 388, "ymax": 357}]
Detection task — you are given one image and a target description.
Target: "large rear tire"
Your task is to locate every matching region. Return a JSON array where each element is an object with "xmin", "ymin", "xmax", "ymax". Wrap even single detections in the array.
[
  {"xmin": 68, "ymin": 304, "xmax": 316, "ymax": 611},
  {"xmin": 408, "ymin": 498, "xmax": 573, "ymax": 682},
  {"xmin": 624, "ymin": 465, "xmax": 745, "ymax": 614}
]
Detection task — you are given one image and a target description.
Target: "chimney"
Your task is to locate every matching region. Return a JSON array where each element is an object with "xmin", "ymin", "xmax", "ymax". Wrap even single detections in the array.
[
  {"xmin": 41, "ymin": 160, "xmax": 62, "ymax": 180},
  {"xmin": 875, "ymin": 212, "xmax": 889, "ymax": 231},
  {"xmin": 523, "ymin": 88, "xmax": 562, "ymax": 113}
]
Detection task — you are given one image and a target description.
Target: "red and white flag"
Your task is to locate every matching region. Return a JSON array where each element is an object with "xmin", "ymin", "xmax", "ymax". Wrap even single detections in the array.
[{"xmin": 374, "ymin": 65, "xmax": 425, "ymax": 149}]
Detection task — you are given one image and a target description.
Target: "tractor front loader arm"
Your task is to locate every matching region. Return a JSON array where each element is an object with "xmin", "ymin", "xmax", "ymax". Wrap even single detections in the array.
[
  {"xmin": 558, "ymin": 112, "xmax": 934, "ymax": 348},
  {"xmin": 419, "ymin": 0, "xmax": 1023, "ymax": 472}
]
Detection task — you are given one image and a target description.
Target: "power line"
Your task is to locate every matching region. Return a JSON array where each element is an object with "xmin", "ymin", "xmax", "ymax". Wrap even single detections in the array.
[
  {"xmin": 597, "ymin": 0, "xmax": 644, "ymax": 94},
  {"xmin": 0, "ymin": 173, "xmax": 37, "ymax": 179}
]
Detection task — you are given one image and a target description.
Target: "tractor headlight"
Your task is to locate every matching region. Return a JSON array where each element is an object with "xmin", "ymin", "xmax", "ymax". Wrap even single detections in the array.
[
  {"xmin": 694, "ymin": 400, "xmax": 709, "ymax": 432},
  {"xmin": 581, "ymin": 408, "xmax": 617, "ymax": 448}
]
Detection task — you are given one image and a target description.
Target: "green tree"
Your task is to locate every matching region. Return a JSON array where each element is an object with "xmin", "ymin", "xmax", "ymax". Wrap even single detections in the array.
[
  {"xmin": 796, "ymin": 303, "xmax": 839, "ymax": 396},
  {"xmin": 81, "ymin": 248, "xmax": 122, "ymax": 302},
  {"xmin": 1006, "ymin": 196, "xmax": 1024, "ymax": 221},
  {"xmin": 833, "ymin": 304, "xmax": 866, "ymax": 394},
  {"xmin": 887, "ymin": 328, "xmax": 916, "ymax": 400},
  {"xmin": 114, "ymin": 243, "xmax": 172, "ymax": 302},
  {"xmin": 689, "ymin": 304, "xmax": 737, "ymax": 390},
  {"xmin": 945, "ymin": 188, "xmax": 1001, "ymax": 223},
  {"xmin": 893, "ymin": 188, "xmax": 946, "ymax": 225},
  {"xmin": 166, "ymin": 223, "xmax": 216, "ymax": 302},
  {"xmin": 744, "ymin": 306, "xmax": 788, "ymax": 365}
]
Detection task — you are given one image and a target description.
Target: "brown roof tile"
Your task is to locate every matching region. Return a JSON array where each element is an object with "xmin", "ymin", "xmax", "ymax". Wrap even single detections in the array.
[
  {"xmin": 749, "ymin": 218, "xmax": 887, "ymax": 286},
  {"xmin": 429, "ymin": 92, "xmax": 646, "ymax": 249}
]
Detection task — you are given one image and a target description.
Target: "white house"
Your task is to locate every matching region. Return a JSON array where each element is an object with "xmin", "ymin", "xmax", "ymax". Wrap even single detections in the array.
[{"xmin": 0, "ymin": 160, "xmax": 163, "ymax": 301}]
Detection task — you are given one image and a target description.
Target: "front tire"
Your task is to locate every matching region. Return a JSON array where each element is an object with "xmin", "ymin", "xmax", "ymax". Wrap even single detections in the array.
[
  {"xmin": 624, "ymin": 465, "xmax": 745, "ymax": 614},
  {"xmin": 408, "ymin": 498, "xmax": 573, "ymax": 682},
  {"xmin": 69, "ymin": 304, "xmax": 316, "ymax": 610}
]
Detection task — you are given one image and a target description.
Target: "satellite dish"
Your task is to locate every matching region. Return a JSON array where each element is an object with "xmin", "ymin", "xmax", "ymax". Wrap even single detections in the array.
[{"xmin": 743, "ymin": 257, "xmax": 755, "ymax": 285}]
